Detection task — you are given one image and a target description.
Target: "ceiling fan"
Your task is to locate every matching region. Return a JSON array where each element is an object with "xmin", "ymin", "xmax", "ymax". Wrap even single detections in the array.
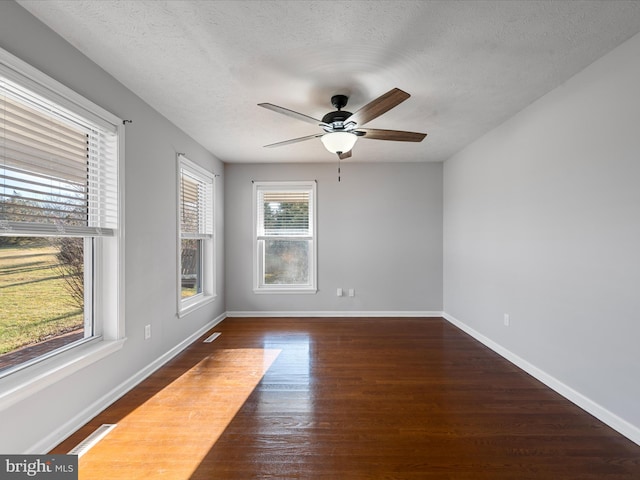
[{"xmin": 258, "ymin": 88, "xmax": 427, "ymax": 160}]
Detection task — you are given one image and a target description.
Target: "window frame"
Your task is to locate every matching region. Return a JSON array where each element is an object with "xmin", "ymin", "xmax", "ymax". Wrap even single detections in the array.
[
  {"xmin": 177, "ymin": 154, "xmax": 216, "ymax": 316},
  {"xmin": 252, "ymin": 180, "xmax": 317, "ymax": 294},
  {"xmin": 0, "ymin": 47, "xmax": 125, "ymax": 410}
]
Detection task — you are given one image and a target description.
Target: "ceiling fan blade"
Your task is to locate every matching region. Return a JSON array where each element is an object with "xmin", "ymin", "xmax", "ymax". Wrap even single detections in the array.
[
  {"xmin": 258, "ymin": 103, "xmax": 322, "ymax": 125},
  {"xmin": 263, "ymin": 133, "xmax": 324, "ymax": 148},
  {"xmin": 358, "ymin": 128, "xmax": 427, "ymax": 142},
  {"xmin": 338, "ymin": 150, "xmax": 352, "ymax": 160},
  {"xmin": 348, "ymin": 88, "xmax": 411, "ymax": 126}
]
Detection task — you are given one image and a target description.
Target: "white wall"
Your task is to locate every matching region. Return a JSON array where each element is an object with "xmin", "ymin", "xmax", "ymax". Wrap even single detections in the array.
[
  {"xmin": 225, "ymin": 162, "xmax": 443, "ymax": 314},
  {"xmin": 0, "ymin": 1, "xmax": 225, "ymax": 452},
  {"xmin": 443, "ymin": 31, "xmax": 640, "ymax": 440}
]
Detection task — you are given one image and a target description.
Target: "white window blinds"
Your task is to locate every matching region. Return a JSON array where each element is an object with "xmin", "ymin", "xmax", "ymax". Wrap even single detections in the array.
[
  {"xmin": 179, "ymin": 159, "xmax": 213, "ymax": 238},
  {"xmin": 257, "ymin": 188, "xmax": 312, "ymax": 237},
  {"xmin": 0, "ymin": 76, "xmax": 118, "ymax": 236}
]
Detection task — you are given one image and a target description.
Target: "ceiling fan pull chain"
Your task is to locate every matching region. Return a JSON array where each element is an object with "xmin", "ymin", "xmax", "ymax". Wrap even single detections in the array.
[{"xmin": 338, "ymin": 157, "xmax": 341, "ymax": 182}]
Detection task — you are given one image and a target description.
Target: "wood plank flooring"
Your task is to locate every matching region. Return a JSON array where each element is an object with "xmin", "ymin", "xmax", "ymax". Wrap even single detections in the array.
[{"xmin": 52, "ymin": 317, "xmax": 640, "ymax": 479}]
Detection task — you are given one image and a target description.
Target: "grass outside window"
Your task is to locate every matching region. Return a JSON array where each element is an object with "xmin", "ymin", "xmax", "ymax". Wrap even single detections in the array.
[{"xmin": 0, "ymin": 239, "xmax": 84, "ymax": 368}]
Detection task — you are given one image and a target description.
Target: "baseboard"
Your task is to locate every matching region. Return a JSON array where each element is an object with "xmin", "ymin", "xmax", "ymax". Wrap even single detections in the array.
[
  {"xmin": 226, "ymin": 310, "xmax": 444, "ymax": 318},
  {"xmin": 442, "ymin": 312, "xmax": 640, "ymax": 447},
  {"xmin": 32, "ymin": 312, "xmax": 227, "ymax": 454}
]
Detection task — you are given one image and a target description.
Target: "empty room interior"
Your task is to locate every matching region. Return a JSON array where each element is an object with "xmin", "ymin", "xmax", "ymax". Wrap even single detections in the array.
[{"xmin": 1, "ymin": 0, "xmax": 640, "ymax": 478}]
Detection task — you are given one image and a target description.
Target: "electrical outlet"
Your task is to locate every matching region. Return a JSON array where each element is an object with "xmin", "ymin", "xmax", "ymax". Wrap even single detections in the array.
[
  {"xmin": 144, "ymin": 324, "xmax": 152, "ymax": 340},
  {"xmin": 503, "ymin": 314, "xmax": 510, "ymax": 327},
  {"xmin": 337, "ymin": 288, "xmax": 343, "ymax": 297},
  {"xmin": 348, "ymin": 288, "xmax": 355, "ymax": 297}
]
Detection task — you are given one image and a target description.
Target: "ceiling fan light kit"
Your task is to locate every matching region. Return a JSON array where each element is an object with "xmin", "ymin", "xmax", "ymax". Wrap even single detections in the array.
[
  {"xmin": 258, "ymin": 87, "xmax": 427, "ymax": 160},
  {"xmin": 320, "ymin": 131, "xmax": 358, "ymax": 154}
]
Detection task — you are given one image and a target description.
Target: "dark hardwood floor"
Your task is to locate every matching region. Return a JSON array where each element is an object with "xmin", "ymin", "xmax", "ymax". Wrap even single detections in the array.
[{"xmin": 52, "ymin": 317, "xmax": 640, "ymax": 479}]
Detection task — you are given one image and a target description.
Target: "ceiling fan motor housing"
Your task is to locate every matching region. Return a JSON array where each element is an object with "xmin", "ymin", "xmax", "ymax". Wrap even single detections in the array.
[
  {"xmin": 322, "ymin": 94, "xmax": 353, "ymax": 128},
  {"xmin": 322, "ymin": 110, "xmax": 353, "ymax": 125}
]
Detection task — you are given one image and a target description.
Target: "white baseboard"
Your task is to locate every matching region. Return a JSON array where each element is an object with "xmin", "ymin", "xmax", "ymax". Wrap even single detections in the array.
[
  {"xmin": 226, "ymin": 310, "xmax": 444, "ymax": 318},
  {"xmin": 442, "ymin": 312, "xmax": 640, "ymax": 447},
  {"xmin": 32, "ymin": 312, "xmax": 227, "ymax": 454}
]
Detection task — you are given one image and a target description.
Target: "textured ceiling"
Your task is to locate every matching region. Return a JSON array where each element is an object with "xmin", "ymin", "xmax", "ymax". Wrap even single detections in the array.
[{"xmin": 16, "ymin": 0, "xmax": 640, "ymax": 164}]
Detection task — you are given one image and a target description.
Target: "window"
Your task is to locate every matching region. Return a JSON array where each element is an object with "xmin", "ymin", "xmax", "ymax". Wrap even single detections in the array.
[
  {"xmin": 253, "ymin": 181, "xmax": 317, "ymax": 293},
  {"xmin": 0, "ymin": 48, "xmax": 123, "ymax": 405},
  {"xmin": 178, "ymin": 154, "xmax": 215, "ymax": 314}
]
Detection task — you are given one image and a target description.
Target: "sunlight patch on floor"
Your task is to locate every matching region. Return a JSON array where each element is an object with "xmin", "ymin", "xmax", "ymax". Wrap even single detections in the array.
[{"xmin": 76, "ymin": 348, "xmax": 281, "ymax": 479}]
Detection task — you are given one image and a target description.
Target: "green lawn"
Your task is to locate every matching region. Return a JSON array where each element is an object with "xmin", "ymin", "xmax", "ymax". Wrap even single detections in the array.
[{"xmin": 0, "ymin": 241, "xmax": 83, "ymax": 355}]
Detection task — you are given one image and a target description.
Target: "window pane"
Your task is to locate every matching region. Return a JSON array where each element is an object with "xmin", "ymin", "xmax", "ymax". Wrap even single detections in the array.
[
  {"xmin": 1, "ymin": 76, "xmax": 119, "ymax": 233},
  {"xmin": 263, "ymin": 239, "xmax": 310, "ymax": 285},
  {"xmin": 179, "ymin": 164, "xmax": 213, "ymax": 236},
  {"xmin": 0, "ymin": 236, "xmax": 87, "ymax": 374},
  {"xmin": 181, "ymin": 238, "xmax": 202, "ymax": 298},
  {"xmin": 261, "ymin": 194, "xmax": 310, "ymax": 236}
]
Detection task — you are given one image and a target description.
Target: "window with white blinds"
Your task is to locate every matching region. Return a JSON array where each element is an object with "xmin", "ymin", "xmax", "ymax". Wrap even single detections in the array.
[
  {"xmin": 0, "ymin": 77, "xmax": 118, "ymax": 237},
  {"xmin": 257, "ymin": 190, "xmax": 311, "ymax": 237},
  {"xmin": 178, "ymin": 155, "xmax": 215, "ymax": 313},
  {"xmin": 253, "ymin": 181, "xmax": 317, "ymax": 293},
  {"xmin": 0, "ymin": 47, "xmax": 123, "ymax": 393},
  {"xmin": 179, "ymin": 161, "xmax": 213, "ymax": 238}
]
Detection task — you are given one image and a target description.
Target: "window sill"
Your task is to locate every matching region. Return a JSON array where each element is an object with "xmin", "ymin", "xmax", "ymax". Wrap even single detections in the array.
[
  {"xmin": 253, "ymin": 288, "xmax": 318, "ymax": 295},
  {"xmin": 0, "ymin": 337, "xmax": 126, "ymax": 411},
  {"xmin": 178, "ymin": 294, "xmax": 216, "ymax": 318}
]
